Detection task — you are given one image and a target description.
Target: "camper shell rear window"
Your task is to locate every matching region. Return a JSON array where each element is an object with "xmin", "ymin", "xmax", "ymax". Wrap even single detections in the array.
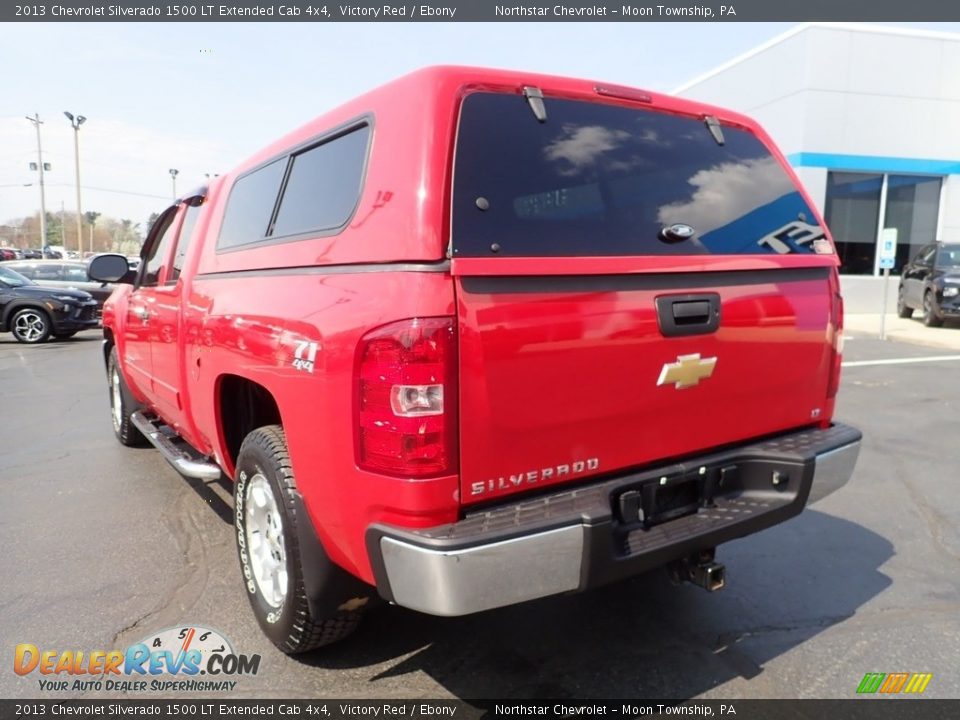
[{"xmin": 451, "ymin": 92, "xmax": 823, "ymax": 257}]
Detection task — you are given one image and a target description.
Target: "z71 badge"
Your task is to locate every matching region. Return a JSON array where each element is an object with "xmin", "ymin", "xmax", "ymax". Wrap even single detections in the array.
[{"xmin": 292, "ymin": 341, "xmax": 318, "ymax": 373}]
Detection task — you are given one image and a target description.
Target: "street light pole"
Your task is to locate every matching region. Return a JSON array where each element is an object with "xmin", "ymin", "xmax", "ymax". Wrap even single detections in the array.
[
  {"xmin": 64, "ymin": 111, "xmax": 87, "ymax": 255},
  {"xmin": 25, "ymin": 114, "xmax": 48, "ymax": 247},
  {"xmin": 169, "ymin": 168, "xmax": 179, "ymax": 201}
]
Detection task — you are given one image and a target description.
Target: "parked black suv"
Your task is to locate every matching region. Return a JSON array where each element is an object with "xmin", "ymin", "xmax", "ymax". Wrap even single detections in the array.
[
  {"xmin": 897, "ymin": 242, "xmax": 960, "ymax": 327},
  {"xmin": 1, "ymin": 259, "xmax": 116, "ymax": 313},
  {"xmin": 0, "ymin": 265, "xmax": 99, "ymax": 343}
]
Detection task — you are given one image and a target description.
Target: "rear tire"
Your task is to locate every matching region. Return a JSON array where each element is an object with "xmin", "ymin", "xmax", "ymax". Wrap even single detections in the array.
[
  {"xmin": 922, "ymin": 291, "xmax": 944, "ymax": 327},
  {"xmin": 10, "ymin": 308, "xmax": 51, "ymax": 344},
  {"xmin": 896, "ymin": 287, "xmax": 913, "ymax": 318},
  {"xmin": 108, "ymin": 348, "xmax": 148, "ymax": 446},
  {"xmin": 234, "ymin": 425, "xmax": 363, "ymax": 653}
]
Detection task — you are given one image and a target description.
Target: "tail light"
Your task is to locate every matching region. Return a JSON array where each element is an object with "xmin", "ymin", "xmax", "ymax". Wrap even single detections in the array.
[
  {"xmin": 356, "ymin": 317, "xmax": 458, "ymax": 478},
  {"xmin": 827, "ymin": 290, "xmax": 844, "ymax": 400}
]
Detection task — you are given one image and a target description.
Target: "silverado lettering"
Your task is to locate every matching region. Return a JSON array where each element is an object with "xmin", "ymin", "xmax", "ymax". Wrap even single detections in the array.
[
  {"xmin": 92, "ymin": 66, "xmax": 861, "ymax": 654},
  {"xmin": 472, "ymin": 458, "xmax": 601, "ymax": 496}
]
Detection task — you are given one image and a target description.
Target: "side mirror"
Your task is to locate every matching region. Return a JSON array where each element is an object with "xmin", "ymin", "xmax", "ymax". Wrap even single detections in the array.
[{"xmin": 89, "ymin": 254, "xmax": 132, "ymax": 284}]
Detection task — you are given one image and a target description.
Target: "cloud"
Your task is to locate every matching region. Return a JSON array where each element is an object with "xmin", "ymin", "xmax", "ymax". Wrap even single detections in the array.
[
  {"xmin": 656, "ymin": 156, "xmax": 794, "ymax": 232},
  {"xmin": 543, "ymin": 124, "xmax": 632, "ymax": 177}
]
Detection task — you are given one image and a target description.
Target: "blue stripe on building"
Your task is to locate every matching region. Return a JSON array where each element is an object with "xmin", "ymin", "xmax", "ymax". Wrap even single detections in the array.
[{"xmin": 786, "ymin": 153, "xmax": 960, "ymax": 175}]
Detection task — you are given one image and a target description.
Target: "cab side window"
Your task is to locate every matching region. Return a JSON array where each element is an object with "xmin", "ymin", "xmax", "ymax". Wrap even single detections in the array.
[
  {"xmin": 916, "ymin": 246, "xmax": 936, "ymax": 266},
  {"xmin": 140, "ymin": 209, "xmax": 179, "ymax": 287},
  {"xmin": 169, "ymin": 201, "xmax": 202, "ymax": 284}
]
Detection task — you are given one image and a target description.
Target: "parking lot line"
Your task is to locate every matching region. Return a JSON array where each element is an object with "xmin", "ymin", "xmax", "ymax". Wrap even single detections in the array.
[{"xmin": 843, "ymin": 354, "xmax": 960, "ymax": 368}]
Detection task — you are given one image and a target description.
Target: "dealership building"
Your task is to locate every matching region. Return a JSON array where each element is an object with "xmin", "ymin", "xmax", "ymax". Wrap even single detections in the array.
[{"xmin": 674, "ymin": 23, "xmax": 960, "ymax": 279}]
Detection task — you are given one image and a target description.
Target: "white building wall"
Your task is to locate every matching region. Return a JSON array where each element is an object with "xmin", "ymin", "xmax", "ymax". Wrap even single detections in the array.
[
  {"xmin": 794, "ymin": 167, "xmax": 828, "ymax": 215},
  {"xmin": 675, "ymin": 23, "xmax": 960, "ymax": 258},
  {"xmin": 676, "ymin": 25, "xmax": 960, "ymax": 162},
  {"xmin": 673, "ymin": 28, "xmax": 811, "ymax": 156}
]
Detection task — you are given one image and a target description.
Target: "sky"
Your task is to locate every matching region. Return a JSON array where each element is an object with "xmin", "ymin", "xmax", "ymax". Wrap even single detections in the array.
[{"xmin": 2, "ymin": 21, "xmax": 959, "ymax": 232}]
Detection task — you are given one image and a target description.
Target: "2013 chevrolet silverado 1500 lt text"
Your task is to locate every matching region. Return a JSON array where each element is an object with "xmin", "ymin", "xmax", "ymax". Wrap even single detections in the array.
[{"xmin": 90, "ymin": 66, "xmax": 861, "ymax": 653}]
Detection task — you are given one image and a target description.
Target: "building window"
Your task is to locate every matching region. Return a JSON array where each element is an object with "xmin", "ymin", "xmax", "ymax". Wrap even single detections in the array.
[
  {"xmin": 885, "ymin": 175, "xmax": 942, "ymax": 272},
  {"xmin": 825, "ymin": 171, "xmax": 942, "ymax": 275},
  {"xmin": 824, "ymin": 172, "xmax": 883, "ymax": 275}
]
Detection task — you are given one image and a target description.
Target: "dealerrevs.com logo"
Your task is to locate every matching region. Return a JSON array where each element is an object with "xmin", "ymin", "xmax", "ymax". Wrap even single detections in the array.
[{"xmin": 14, "ymin": 626, "xmax": 261, "ymax": 693}]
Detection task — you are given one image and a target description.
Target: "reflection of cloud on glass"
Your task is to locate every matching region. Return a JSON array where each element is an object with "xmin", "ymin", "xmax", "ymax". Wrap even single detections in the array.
[
  {"xmin": 657, "ymin": 156, "xmax": 793, "ymax": 233},
  {"xmin": 544, "ymin": 125, "xmax": 631, "ymax": 176}
]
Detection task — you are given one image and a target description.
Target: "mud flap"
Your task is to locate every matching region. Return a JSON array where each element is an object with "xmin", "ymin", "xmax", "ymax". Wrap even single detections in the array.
[{"xmin": 291, "ymin": 490, "xmax": 378, "ymax": 617}]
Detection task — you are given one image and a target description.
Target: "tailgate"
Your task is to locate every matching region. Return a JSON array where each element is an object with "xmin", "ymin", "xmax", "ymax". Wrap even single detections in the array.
[
  {"xmin": 455, "ymin": 262, "xmax": 836, "ymax": 504},
  {"xmin": 450, "ymin": 90, "xmax": 841, "ymax": 505}
]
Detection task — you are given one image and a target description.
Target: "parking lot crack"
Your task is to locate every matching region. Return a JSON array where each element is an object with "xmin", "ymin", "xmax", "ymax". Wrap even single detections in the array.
[
  {"xmin": 110, "ymin": 487, "xmax": 213, "ymax": 648},
  {"xmin": 890, "ymin": 455, "xmax": 960, "ymax": 565},
  {"xmin": 713, "ymin": 614, "xmax": 852, "ymax": 649}
]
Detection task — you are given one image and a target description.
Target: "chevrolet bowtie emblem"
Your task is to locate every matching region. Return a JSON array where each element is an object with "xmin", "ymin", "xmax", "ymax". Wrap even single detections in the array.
[{"xmin": 657, "ymin": 353, "xmax": 717, "ymax": 389}]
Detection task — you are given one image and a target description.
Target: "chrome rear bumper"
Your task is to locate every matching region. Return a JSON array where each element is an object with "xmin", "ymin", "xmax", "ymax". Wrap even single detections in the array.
[{"xmin": 370, "ymin": 424, "xmax": 861, "ymax": 617}]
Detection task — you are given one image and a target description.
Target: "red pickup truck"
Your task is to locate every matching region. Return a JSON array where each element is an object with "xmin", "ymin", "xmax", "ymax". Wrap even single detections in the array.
[{"xmin": 91, "ymin": 66, "xmax": 861, "ymax": 654}]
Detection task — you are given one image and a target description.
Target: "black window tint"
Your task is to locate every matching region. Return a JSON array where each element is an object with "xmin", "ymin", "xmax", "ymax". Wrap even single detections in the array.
[
  {"xmin": 218, "ymin": 159, "xmax": 286, "ymax": 249},
  {"xmin": 271, "ymin": 125, "xmax": 370, "ymax": 238},
  {"xmin": 141, "ymin": 211, "xmax": 178, "ymax": 287},
  {"xmin": 170, "ymin": 202, "xmax": 202, "ymax": 282},
  {"xmin": 453, "ymin": 93, "xmax": 821, "ymax": 257}
]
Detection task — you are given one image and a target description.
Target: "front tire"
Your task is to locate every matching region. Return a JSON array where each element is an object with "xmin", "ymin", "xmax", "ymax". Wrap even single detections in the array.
[
  {"xmin": 896, "ymin": 287, "xmax": 913, "ymax": 318},
  {"xmin": 234, "ymin": 425, "xmax": 363, "ymax": 653},
  {"xmin": 108, "ymin": 348, "xmax": 148, "ymax": 446},
  {"xmin": 11, "ymin": 308, "xmax": 51, "ymax": 344},
  {"xmin": 922, "ymin": 291, "xmax": 944, "ymax": 327}
]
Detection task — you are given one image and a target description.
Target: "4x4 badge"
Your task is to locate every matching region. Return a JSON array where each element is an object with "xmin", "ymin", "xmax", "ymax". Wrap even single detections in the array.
[{"xmin": 657, "ymin": 353, "xmax": 717, "ymax": 389}]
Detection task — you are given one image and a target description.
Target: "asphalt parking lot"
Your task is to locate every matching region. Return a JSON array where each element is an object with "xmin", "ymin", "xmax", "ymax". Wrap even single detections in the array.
[{"xmin": 1, "ymin": 327, "xmax": 958, "ymax": 700}]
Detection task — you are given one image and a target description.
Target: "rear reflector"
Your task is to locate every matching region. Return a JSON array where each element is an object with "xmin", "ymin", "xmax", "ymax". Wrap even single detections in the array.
[
  {"xmin": 356, "ymin": 317, "xmax": 458, "ymax": 477},
  {"xmin": 827, "ymin": 291, "xmax": 844, "ymax": 400}
]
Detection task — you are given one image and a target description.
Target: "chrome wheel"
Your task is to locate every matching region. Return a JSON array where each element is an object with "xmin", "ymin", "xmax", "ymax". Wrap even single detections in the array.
[
  {"xmin": 12, "ymin": 311, "xmax": 47, "ymax": 343},
  {"xmin": 110, "ymin": 368, "xmax": 123, "ymax": 432},
  {"xmin": 244, "ymin": 473, "xmax": 288, "ymax": 608}
]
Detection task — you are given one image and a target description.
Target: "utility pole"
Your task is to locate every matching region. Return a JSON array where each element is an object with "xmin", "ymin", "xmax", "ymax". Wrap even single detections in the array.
[
  {"xmin": 64, "ymin": 111, "xmax": 87, "ymax": 255},
  {"xmin": 169, "ymin": 168, "xmax": 179, "ymax": 201},
  {"xmin": 25, "ymin": 114, "xmax": 48, "ymax": 247}
]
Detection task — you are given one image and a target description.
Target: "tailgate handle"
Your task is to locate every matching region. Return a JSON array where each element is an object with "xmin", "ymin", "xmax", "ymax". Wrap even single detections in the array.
[
  {"xmin": 672, "ymin": 300, "xmax": 710, "ymax": 321},
  {"xmin": 656, "ymin": 293, "xmax": 721, "ymax": 337}
]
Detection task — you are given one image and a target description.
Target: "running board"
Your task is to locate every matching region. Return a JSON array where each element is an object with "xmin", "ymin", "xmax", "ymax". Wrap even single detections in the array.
[{"xmin": 131, "ymin": 411, "xmax": 222, "ymax": 480}]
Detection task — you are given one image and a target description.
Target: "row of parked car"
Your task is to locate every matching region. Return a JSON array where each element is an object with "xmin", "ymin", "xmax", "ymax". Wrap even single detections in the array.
[
  {"xmin": 0, "ymin": 247, "xmax": 46, "ymax": 261},
  {"xmin": 0, "ymin": 257, "xmax": 140, "ymax": 343}
]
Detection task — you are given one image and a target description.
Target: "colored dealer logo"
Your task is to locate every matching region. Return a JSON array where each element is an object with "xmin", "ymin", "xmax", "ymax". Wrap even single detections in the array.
[
  {"xmin": 657, "ymin": 353, "xmax": 717, "ymax": 390},
  {"xmin": 857, "ymin": 672, "xmax": 933, "ymax": 695},
  {"xmin": 14, "ymin": 626, "xmax": 261, "ymax": 693}
]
